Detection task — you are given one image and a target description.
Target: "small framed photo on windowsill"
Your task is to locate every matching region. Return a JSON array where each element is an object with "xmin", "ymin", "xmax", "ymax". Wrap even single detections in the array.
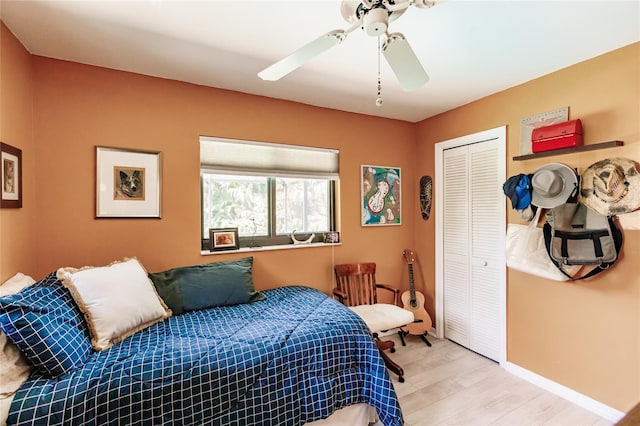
[
  {"xmin": 209, "ymin": 227, "xmax": 240, "ymax": 251},
  {"xmin": 323, "ymin": 231, "xmax": 340, "ymax": 244}
]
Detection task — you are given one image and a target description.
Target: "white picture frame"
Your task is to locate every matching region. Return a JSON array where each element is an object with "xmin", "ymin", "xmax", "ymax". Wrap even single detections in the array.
[{"xmin": 96, "ymin": 146, "xmax": 162, "ymax": 218}]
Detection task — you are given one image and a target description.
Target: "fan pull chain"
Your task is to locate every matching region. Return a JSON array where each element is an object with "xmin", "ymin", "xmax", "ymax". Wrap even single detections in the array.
[{"xmin": 376, "ymin": 35, "xmax": 383, "ymax": 107}]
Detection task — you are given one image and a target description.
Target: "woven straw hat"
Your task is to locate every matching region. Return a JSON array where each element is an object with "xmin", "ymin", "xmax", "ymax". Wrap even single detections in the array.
[
  {"xmin": 531, "ymin": 163, "xmax": 578, "ymax": 208},
  {"xmin": 580, "ymin": 157, "xmax": 640, "ymax": 216}
]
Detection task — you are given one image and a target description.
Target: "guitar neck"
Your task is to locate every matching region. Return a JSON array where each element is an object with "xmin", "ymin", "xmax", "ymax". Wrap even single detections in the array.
[{"xmin": 408, "ymin": 263, "xmax": 416, "ymax": 299}]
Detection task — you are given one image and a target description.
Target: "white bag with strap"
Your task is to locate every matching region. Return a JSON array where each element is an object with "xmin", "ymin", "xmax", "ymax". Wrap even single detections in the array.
[{"xmin": 505, "ymin": 208, "xmax": 574, "ymax": 281}]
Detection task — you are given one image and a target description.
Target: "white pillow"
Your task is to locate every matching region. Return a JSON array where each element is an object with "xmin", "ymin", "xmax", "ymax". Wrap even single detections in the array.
[
  {"xmin": 0, "ymin": 273, "xmax": 36, "ymax": 402},
  {"xmin": 0, "ymin": 273, "xmax": 36, "ymax": 297},
  {"xmin": 57, "ymin": 258, "xmax": 171, "ymax": 351}
]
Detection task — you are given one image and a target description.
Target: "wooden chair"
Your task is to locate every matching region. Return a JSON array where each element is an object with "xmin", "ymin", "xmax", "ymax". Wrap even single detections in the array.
[{"xmin": 333, "ymin": 262, "xmax": 414, "ymax": 382}]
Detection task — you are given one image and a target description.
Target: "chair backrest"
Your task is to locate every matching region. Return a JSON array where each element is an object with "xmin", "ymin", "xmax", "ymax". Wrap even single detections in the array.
[{"xmin": 334, "ymin": 263, "xmax": 378, "ymax": 307}]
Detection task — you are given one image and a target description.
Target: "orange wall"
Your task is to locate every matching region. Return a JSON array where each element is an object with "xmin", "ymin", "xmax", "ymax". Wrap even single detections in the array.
[
  {"xmin": 415, "ymin": 42, "xmax": 640, "ymax": 412},
  {"xmin": 0, "ymin": 23, "xmax": 37, "ymax": 280},
  {"xmin": 28, "ymin": 55, "xmax": 417, "ymax": 294}
]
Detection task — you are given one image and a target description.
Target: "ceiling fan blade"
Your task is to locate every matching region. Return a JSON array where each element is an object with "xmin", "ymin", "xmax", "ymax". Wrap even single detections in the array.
[
  {"xmin": 382, "ymin": 32, "xmax": 429, "ymax": 91},
  {"xmin": 258, "ymin": 30, "xmax": 346, "ymax": 81}
]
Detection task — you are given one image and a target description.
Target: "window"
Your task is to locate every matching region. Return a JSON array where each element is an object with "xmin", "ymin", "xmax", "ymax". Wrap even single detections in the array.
[{"xmin": 200, "ymin": 137, "xmax": 339, "ymax": 250}]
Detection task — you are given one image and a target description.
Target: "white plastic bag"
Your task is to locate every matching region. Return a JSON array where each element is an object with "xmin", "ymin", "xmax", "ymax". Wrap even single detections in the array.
[{"xmin": 505, "ymin": 209, "xmax": 571, "ymax": 281}]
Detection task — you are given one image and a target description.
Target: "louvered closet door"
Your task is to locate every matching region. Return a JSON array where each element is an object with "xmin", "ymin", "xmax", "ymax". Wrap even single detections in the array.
[
  {"xmin": 442, "ymin": 147, "xmax": 470, "ymax": 347},
  {"xmin": 443, "ymin": 138, "xmax": 501, "ymax": 361}
]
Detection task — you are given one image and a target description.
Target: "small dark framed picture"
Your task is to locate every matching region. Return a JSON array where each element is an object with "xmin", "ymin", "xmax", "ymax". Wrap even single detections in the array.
[
  {"xmin": 1, "ymin": 142, "xmax": 22, "ymax": 209},
  {"xmin": 324, "ymin": 231, "xmax": 340, "ymax": 244},
  {"xmin": 209, "ymin": 227, "xmax": 240, "ymax": 251}
]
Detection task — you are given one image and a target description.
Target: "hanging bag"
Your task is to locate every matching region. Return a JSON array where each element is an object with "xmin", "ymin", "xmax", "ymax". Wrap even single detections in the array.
[
  {"xmin": 505, "ymin": 208, "xmax": 573, "ymax": 281},
  {"xmin": 543, "ymin": 202, "xmax": 623, "ymax": 280}
]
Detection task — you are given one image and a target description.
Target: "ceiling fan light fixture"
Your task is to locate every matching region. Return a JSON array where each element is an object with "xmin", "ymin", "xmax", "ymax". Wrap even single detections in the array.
[
  {"xmin": 413, "ymin": 0, "xmax": 437, "ymax": 9},
  {"xmin": 363, "ymin": 8, "xmax": 389, "ymax": 36}
]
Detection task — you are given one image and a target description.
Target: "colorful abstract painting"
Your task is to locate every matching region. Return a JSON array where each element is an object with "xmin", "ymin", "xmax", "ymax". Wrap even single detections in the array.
[{"xmin": 361, "ymin": 165, "xmax": 401, "ymax": 226}]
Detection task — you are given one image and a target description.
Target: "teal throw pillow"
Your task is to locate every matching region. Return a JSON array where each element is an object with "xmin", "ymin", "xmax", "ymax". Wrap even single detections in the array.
[{"xmin": 148, "ymin": 257, "xmax": 264, "ymax": 315}]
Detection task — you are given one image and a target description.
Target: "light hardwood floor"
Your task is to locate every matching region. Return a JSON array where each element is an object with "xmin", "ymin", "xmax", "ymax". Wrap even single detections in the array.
[{"xmin": 384, "ymin": 334, "xmax": 613, "ymax": 426}]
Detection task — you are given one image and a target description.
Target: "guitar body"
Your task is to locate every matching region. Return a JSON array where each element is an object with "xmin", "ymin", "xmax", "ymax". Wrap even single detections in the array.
[
  {"xmin": 401, "ymin": 290, "xmax": 432, "ymax": 335},
  {"xmin": 401, "ymin": 249, "xmax": 433, "ymax": 340},
  {"xmin": 402, "ymin": 291, "xmax": 433, "ymax": 335}
]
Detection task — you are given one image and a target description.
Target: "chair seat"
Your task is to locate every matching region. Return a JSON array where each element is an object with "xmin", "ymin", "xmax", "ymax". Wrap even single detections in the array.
[{"xmin": 349, "ymin": 304, "xmax": 414, "ymax": 333}]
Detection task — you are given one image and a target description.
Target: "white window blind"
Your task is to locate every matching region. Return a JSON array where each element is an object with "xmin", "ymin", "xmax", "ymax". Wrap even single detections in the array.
[{"xmin": 200, "ymin": 136, "xmax": 339, "ymax": 179}]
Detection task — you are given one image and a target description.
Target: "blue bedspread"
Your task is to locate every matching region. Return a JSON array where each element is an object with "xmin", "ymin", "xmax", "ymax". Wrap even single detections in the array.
[{"xmin": 8, "ymin": 286, "xmax": 403, "ymax": 426}]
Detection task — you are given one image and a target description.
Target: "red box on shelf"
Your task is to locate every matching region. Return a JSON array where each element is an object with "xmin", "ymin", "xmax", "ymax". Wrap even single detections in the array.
[{"xmin": 531, "ymin": 119, "xmax": 583, "ymax": 153}]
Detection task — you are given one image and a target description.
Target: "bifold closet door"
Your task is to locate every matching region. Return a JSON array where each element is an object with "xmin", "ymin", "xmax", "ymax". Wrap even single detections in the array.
[{"xmin": 442, "ymin": 139, "xmax": 501, "ymax": 362}]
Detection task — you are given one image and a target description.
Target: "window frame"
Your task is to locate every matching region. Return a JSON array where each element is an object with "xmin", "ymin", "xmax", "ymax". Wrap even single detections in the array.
[
  {"xmin": 200, "ymin": 174, "xmax": 337, "ymax": 251},
  {"xmin": 199, "ymin": 137, "xmax": 339, "ymax": 252}
]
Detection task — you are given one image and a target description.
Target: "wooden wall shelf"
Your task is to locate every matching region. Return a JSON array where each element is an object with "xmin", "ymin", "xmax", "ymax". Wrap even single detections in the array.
[{"xmin": 512, "ymin": 141, "xmax": 624, "ymax": 161}]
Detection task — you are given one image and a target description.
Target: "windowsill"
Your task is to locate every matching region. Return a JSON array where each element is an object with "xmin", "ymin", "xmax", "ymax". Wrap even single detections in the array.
[{"xmin": 200, "ymin": 242, "xmax": 341, "ymax": 256}]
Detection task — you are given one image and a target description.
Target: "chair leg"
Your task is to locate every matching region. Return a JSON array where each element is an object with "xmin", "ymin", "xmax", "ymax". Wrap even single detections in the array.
[
  {"xmin": 372, "ymin": 332, "xmax": 395, "ymax": 353},
  {"xmin": 376, "ymin": 339, "xmax": 395, "ymax": 352},
  {"xmin": 375, "ymin": 340, "xmax": 405, "ymax": 383}
]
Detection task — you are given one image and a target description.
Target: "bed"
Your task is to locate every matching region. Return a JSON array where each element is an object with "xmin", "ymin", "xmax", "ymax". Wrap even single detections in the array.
[{"xmin": 0, "ymin": 258, "xmax": 403, "ymax": 426}]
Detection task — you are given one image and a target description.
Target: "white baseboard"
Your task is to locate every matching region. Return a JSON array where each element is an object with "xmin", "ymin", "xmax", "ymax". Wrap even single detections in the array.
[{"xmin": 504, "ymin": 361, "xmax": 624, "ymax": 423}]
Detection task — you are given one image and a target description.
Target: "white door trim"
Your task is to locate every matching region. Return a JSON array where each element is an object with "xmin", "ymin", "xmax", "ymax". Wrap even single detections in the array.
[{"xmin": 434, "ymin": 126, "xmax": 507, "ymax": 365}]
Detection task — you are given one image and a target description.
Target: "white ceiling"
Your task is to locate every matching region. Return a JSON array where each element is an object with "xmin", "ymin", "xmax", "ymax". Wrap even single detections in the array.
[{"xmin": 1, "ymin": 0, "xmax": 639, "ymax": 123}]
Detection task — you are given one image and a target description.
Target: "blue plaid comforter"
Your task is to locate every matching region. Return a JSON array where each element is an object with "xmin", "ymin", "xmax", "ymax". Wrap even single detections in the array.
[{"xmin": 8, "ymin": 286, "xmax": 403, "ymax": 426}]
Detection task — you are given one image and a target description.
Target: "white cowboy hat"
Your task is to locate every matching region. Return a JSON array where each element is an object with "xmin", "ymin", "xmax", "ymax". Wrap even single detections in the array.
[
  {"xmin": 531, "ymin": 163, "xmax": 578, "ymax": 209},
  {"xmin": 580, "ymin": 157, "xmax": 640, "ymax": 216}
]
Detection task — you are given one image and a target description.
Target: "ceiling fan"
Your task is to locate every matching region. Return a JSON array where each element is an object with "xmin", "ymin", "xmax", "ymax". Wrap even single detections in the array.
[{"xmin": 258, "ymin": 0, "xmax": 437, "ymax": 92}]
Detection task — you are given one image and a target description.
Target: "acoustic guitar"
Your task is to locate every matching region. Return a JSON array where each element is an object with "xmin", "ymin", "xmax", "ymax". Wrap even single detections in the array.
[{"xmin": 401, "ymin": 249, "xmax": 433, "ymax": 346}]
